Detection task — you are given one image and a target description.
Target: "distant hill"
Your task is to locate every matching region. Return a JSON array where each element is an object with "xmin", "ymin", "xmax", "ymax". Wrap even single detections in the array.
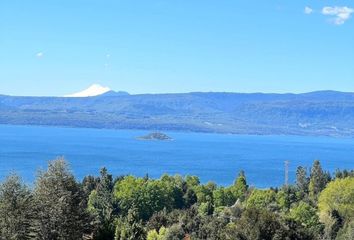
[{"xmin": 1, "ymin": 90, "xmax": 354, "ymax": 136}]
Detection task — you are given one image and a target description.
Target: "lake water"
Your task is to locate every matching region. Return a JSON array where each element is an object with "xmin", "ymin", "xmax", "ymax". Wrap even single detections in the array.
[{"xmin": 0, "ymin": 124, "xmax": 353, "ymax": 188}]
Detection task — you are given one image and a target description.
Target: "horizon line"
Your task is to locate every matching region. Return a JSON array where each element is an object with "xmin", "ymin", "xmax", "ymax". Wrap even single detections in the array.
[{"xmin": 1, "ymin": 89, "xmax": 353, "ymax": 98}]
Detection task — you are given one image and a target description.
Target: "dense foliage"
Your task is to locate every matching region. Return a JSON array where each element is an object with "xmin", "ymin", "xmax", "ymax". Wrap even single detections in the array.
[{"xmin": 0, "ymin": 158, "xmax": 353, "ymax": 240}]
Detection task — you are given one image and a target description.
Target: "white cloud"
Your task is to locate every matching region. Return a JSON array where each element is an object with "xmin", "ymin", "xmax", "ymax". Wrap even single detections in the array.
[
  {"xmin": 322, "ymin": 6, "xmax": 354, "ymax": 25},
  {"xmin": 106, "ymin": 54, "xmax": 110, "ymax": 59},
  {"xmin": 36, "ymin": 52, "xmax": 44, "ymax": 58},
  {"xmin": 304, "ymin": 6, "xmax": 313, "ymax": 14}
]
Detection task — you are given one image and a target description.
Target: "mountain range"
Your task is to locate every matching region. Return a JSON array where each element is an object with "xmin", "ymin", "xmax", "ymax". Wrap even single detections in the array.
[{"xmin": 1, "ymin": 87, "xmax": 354, "ymax": 136}]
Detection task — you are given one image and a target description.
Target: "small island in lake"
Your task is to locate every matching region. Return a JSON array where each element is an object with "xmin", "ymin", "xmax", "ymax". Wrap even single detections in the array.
[{"xmin": 137, "ymin": 132, "xmax": 173, "ymax": 141}]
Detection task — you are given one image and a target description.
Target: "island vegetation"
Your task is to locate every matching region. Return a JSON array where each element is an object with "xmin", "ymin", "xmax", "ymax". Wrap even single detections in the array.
[
  {"xmin": 137, "ymin": 132, "xmax": 173, "ymax": 141},
  {"xmin": 0, "ymin": 158, "xmax": 353, "ymax": 240}
]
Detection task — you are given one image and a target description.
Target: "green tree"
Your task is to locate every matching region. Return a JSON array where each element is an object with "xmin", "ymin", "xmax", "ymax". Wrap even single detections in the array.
[
  {"xmin": 146, "ymin": 208, "xmax": 171, "ymax": 232},
  {"xmin": 194, "ymin": 182, "xmax": 216, "ymax": 204},
  {"xmin": 296, "ymin": 166, "xmax": 309, "ymax": 198},
  {"xmin": 114, "ymin": 209, "xmax": 145, "ymax": 240},
  {"xmin": 160, "ymin": 174, "xmax": 184, "ymax": 209},
  {"xmin": 196, "ymin": 214, "xmax": 228, "ymax": 240},
  {"xmin": 309, "ymin": 160, "xmax": 328, "ymax": 202},
  {"xmin": 289, "ymin": 201, "xmax": 322, "ymax": 234},
  {"xmin": 183, "ymin": 188, "xmax": 197, "ymax": 208},
  {"xmin": 114, "ymin": 176, "xmax": 143, "ymax": 212},
  {"xmin": 246, "ymin": 189, "xmax": 277, "ymax": 210},
  {"xmin": 185, "ymin": 176, "xmax": 200, "ymax": 188},
  {"xmin": 276, "ymin": 185, "xmax": 298, "ymax": 211},
  {"xmin": 146, "ymin": 227, "xmax": 167, "ymax": 240},
  {"xmin": 88, "ymin": 168, "xmax": 116, "ymax": 239},
  {"xmin": 318, "ymin": 177, "xmax": 354, "ymax": 221},
  {"xmin": 223, "ymin": 208, "xmax": 283, "ymax": 240},
  {"xmin": 224, "ymin": 207, "xmax": 313, "ymax": 240},
  {"xmin": 0, "ymin": 174, "xmax": 35, "ymax": 240},
  {"xmin": 318, "ymin": 177, "xmax": 354, "ymax": 239},
  {"xmin": 213, "ymin": 187, "xmax": 236, "ymax": 208},
  {"xmin": 198, "ymin": 196, "xmax": 214, "ymax": 216},
  {"xmin": 232, "ymin": 170, "xmax": 248, "ymax": 200},
  {"xmin": 334, "ymin": 169, "xmax": 354, "ymax": 179},
  {"xmin": 33, "ymin": 158, "xmax": 91, "ymax": 240},
  {"xmin": 114, "ymin": 176, "xmax": 175, "ymax": 220},
  {"xmin": 82, "ymin": 175, "xmax": 98, "ymax": 199}
]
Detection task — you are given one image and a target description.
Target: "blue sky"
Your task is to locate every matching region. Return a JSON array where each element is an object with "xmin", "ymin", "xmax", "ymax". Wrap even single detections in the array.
[{"xmin": 1, "ymin": 0, "xmax": 353, "ymax": 96}]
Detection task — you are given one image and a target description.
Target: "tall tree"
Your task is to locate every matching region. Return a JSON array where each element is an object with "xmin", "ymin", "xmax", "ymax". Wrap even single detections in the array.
[
  {"xmin": 88, "ymin": 168, "xmax": 116, "ymax": 240},
  {"xmin": 33, "ymin": 158, "xmax": 91, "ymax": 240},
  {"xmin": 0, "ymin": 174, "xmax": 35, "ymax": 239},
  {"xmin": 232, "ymin": 170, "xmax": 248, "ymax": 200},
  {"xmin": 309, "ymin": 160, "xmax": 327, "ymax": 202},
  {"xmin": 296, "ymin": 166, "xmax": 309, "ymax": 196}
]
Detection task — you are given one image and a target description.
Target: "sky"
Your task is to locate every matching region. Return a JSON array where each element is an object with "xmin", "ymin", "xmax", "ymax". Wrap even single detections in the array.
[{"xmin": 0, "ymin": 0, "xmax": 353, "ymax": 96}]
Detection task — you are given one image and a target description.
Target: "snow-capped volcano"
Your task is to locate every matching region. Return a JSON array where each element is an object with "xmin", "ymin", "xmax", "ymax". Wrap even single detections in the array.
[{"xmin": 65, "ymin": 84, "xmax": 111, "ymax": 97}]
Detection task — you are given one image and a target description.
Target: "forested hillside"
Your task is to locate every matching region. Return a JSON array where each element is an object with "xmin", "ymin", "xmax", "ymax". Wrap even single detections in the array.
[
  {"xmin": 0, "ymin": 158, "xmax": 353, "ymax": 239},
  {"xmin": 2, "ymin": 91, "xmax": 354, "ymax": 136}
]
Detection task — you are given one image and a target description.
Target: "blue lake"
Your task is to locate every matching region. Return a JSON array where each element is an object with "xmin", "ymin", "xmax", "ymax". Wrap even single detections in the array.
[{"xmin": 0, "ymin": 124, "xmax": 353, "ymax": 188}]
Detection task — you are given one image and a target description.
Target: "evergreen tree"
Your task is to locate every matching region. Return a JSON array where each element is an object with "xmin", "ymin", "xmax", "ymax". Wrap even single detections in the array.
[
  {"xmin": 335, "ymin": 169, "xmax": 354, "ymax": 179},
  {"xmin": 0, "ymin": 174, "xmax": 35, "ymax": 239},
  {"xmin": 296, "ymin": 166, "xmax": 309, "ymax": 196},
  {"xmin": 232, "ymin": 170, "xmax": 248, "ymax": 200},
  {"xmin": 88, "ymin": 168, "xmax": 116, "ymax": 240},
  {"xmin": 309, "ymin": 160, "xmax": 327, "ymax": 202},
  {"xmin": 82, "ymin": 175, "xmax": 98, "ymax": 199},
  {"xmin": 33, "ymin": 158, "xmax": 91, "ymax": 240}
]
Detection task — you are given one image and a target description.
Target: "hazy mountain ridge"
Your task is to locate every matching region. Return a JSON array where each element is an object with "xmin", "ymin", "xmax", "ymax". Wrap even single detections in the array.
[{"xmin": 1, "ymin": 91, "xmax": 354, "ymax": 136}]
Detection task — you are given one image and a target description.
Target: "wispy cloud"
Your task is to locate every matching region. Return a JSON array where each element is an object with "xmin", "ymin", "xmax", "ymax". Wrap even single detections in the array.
[
  {"xmin": 36, "ymin": 52, "xmax": 44, "ymax": 58},
  {"xmin": 304, "ymin": 6, "xmax": 313, "ymax": 14},
  {"xmin": 322, "ymin": 6, "xmax": 354, "ymax": 25}
]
